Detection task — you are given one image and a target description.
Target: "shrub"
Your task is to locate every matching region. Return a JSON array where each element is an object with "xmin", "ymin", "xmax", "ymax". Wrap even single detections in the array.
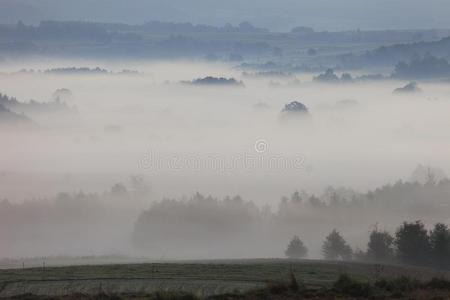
[
  {"xmin": 332, "ymin": 274, "xmax": 371, "ymax": 297},
  {"xmin": 265, "ymin": 281, "xmax": 290, "ymax": 294},
  {"xmin": 375, "ymin": 276, "xmax": 421, "ymax": 293},
  {"xmin": 426, "ymin": 278, "xmax": 450, "ymax": 290}
]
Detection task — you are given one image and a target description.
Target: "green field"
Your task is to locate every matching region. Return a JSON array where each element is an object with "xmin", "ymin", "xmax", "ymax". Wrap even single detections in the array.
[{"xmin": 1, "ymin": 259, "xmax": 449, "ymax": 298}]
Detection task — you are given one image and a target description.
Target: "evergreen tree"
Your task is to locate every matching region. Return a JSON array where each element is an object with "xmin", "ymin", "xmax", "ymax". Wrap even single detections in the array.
[
  {"xmin": 429, "ymin": 223, "xmax": 450, "ymax": 269},
  {"xmin": 367, "ymin": 229, "xmax": 394, "ymax": 262},
  {"xmin": 285, "ymin": 235, "xmax": 308, "ymax": 259},
  {"xmin": 322, "ymin": 229, "xmax": 353, "ymax": 260},
  {"xmin": 395, "ymin": 221, "xmax": 431, "ymax": 266}
]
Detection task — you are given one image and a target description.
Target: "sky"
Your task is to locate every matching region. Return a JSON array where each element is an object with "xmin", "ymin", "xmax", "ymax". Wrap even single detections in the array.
[{"xmin": 0, "ymin": 0, "xmax": 449, "ymax": 31}]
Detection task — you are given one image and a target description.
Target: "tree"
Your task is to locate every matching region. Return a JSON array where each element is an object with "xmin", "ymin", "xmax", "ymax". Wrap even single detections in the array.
[
  {"xmin": 285, "ymin": 235, "xmax": 308, "ymax": 259},
  {"xmin": 189, "ymin": 76, "xmax": 244, "ymax": 86},
  {"xmin": 409, "ymin": 164, "xmax": 447, "ymax": 185},
  {"xmin": 322, "ymin": 229, "xmax": 352, "ymax": 260},
  {"xmin": 393, "ymin": 81, "xmax": 421, "ymax": 94},
  {"xmin": 290, "ymin": 191, "xmax": 302, "ymax": 204},
  {"xmin": 366, "ymin": 229, "xmax": 394, "ymax": 262},
  {"xmin": 281, "ymin": 101, "xmax": 309, "ymax": 114},
  {"xmin": 395, "ymin": 221, "xmax": 431, "ymax": 266},
  {"xmin": 313, "ymin": 69, "xmax": 339, "ymax": 83},
  {"xmin": 110, "ymin": 183, "xmax": 128, "ymax": 197},
  {"xmin": 340, "ymin": 73, "xmax": 353, "ymax": 83},
  {"xmin": 130, "ymin": 175, "xmax": 150, "ymax": 197},
  {"xmin": 392, "ymin": 55, "xmax": 450, "ymax": 79},
  {"xmin": 429, "ymin": 223, "xmax": 450, "ymax": 269}
]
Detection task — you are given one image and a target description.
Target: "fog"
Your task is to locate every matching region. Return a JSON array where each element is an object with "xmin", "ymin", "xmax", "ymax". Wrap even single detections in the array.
[{"xmin": 1, "ymin": 59, "xmax": 450, "ymax": 260}]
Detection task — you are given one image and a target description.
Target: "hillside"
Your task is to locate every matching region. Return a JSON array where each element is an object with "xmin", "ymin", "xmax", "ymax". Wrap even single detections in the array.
[
  {"xmin": 340, "ymin": 36, "xmax": 450, "ymax": 67},
  {"xmin": 0, "ymin": 103, "xmax": 33, "ymax": 126}
]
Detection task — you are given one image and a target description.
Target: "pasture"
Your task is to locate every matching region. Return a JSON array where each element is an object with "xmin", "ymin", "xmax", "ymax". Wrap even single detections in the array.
[{"xmin": 1, "ymin": 259, "xmax": 449, "ymax": 298}]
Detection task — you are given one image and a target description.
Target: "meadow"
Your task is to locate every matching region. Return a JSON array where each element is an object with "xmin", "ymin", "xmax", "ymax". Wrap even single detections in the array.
[{"xmin": 1, "ymin": 259, "xmax": 449, "ymax": 298}]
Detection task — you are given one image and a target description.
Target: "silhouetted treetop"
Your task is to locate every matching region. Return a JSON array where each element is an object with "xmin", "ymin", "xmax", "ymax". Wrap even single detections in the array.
[
  {"xmin": 392, "ymin": 55, "xmax": 450, "ymax": 79},
  {"xmin": 185, "ymin": 76, "xmax": 244, "ymax": 86},
  {"xmin": 281, "ymin": 101, "xmax": 309, "ymax": 114},
  {"xmin": 393, "ymin": 81, "xmax": 422, "ymax": 94}
]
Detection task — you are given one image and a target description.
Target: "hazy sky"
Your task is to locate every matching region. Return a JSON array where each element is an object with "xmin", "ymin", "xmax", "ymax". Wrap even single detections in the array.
[{"xmin": 1, "ymin": 0, "xmax": 449, "ymax": 31}]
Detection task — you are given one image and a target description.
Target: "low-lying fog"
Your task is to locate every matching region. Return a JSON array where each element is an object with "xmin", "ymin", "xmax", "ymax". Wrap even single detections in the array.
[{"xmin": 1, "ymin": 60, "xmax": 449, "ymax": 260}]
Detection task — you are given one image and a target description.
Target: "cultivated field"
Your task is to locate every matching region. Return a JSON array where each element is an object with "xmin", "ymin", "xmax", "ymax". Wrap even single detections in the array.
[{"xmin": 0, "ymin": 259, "xmax": 449, "ymax": 298}]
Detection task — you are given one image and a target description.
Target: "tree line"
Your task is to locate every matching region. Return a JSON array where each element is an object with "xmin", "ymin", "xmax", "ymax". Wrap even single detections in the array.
[{"xmin": 285, "ymin": 220, "xmax": 450, "ymax": 270}]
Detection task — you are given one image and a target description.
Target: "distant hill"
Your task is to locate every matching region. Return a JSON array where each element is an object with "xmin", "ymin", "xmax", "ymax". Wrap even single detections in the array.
[
  {"xmin": 2, "ymin": 0, "xmax": 450, "ymax": 32},
  {"xmin": 0, "ymin": 93, "xmax": 75, "ymax": 115},
  {"xmin": 0, "ymin": 103, "xmax": 33, "ymax": 126},
  {"xmin": 340, "ymin": 36, "xmax": 450, "ymax": 67},
  {"xmin": 1, "ymin": 20, "xmax": 449, "ymax": 61}
]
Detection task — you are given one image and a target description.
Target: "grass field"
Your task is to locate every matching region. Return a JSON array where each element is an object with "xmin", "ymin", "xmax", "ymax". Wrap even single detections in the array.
[{"xmin": 1, "ymin": 259, "xmax": 449, "ymax": 298}]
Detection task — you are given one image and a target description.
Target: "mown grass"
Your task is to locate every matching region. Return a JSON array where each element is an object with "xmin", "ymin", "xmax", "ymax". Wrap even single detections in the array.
[
  {"xmin": 1, "ymin": 259, "xmax": 448, "ymax": 286},
  {"xmin": 0, "ymin": 260, "xmax": 343, "ymax": 287}
]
